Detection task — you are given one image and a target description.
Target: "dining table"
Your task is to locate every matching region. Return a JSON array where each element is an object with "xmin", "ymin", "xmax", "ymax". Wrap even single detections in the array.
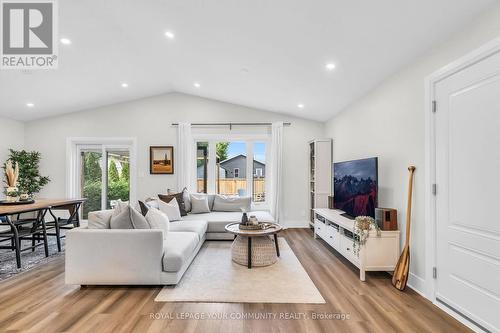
[{"xmin": 0, "ymin": 198, "xmax": 86, "ymax": 268}]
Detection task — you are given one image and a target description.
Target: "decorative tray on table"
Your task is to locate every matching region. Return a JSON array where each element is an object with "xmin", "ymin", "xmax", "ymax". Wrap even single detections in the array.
[
  {"xmin": 0, "ymin": 199, "xmax": 35, "ymax": 205},
  {"xmin": 239, "ymin": 222, "xmax": 275, "ymax": 230}
]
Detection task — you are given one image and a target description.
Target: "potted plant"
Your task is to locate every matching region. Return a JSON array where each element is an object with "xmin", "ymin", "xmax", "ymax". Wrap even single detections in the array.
[
  {"xmin": 3, "ymin": 149, "xmax": 50, "ymax": 199},
  {"xmin": 353, "ymin": 216, "xmax": 381, "ymax": 256},
  {"xmin": 4, "ymin": 160, "xmax": 20, "ymax": 202}
]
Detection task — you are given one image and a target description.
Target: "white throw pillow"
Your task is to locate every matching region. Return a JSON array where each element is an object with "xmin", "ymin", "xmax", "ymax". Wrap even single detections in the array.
[
  {"xmin": 145, "ymin": 207, "xmax": 169, "ymax": 238},
  {"xmin": 145, "ymin": 198, "xmax": 159, "ymax": 210},
  {"xmin": 87, "ymin": 210, "xmax": 113, "ymax": 229},
  {"xmin": 158, "ymin": 197, "xmax": 182, "ymax": 221},
  {"xmin": 190, "ymin": 193, "xmax": 216, "ymax": 211},
  {"xmin": 183, "ymin": 188, "xmax": 191, "ymax": 212},
  {"xmin": 190, "ymin": 194, "xmax": 210, "ymax": 214},
  {"xmin": 212, "ymin": 195, "xmax": 251, "ymax": 212}
]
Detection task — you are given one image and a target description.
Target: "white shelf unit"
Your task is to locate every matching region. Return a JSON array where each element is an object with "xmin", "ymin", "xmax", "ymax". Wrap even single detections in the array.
[
  {"xmin": 313, "ymin": 208, "xmax": 400, "ymax": 281},
  {"xmin": 309, "ymin": 139, "xmax": 332, "ymax": 225}
]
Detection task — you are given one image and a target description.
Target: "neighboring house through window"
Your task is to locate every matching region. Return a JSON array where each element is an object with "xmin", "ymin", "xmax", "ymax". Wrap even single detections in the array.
[
  {"xmin": 255, "ymin": 168, "xmax": 263, "ymax": 177},
  {"xmin": 193, "ymin": 135, "xmax": 269, "ymax": 206}
]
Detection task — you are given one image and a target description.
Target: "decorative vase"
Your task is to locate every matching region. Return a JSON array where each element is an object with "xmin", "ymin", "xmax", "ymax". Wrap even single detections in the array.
[
  {"xmin": 249, "ymin": 215, "xmax": 259, "ymax": 225},
  {"xmin": 241, "ymin": 212, "xmax": 248, "ymax": 224},
  {"xmin": 6, "ymin": 186, "xmax": 19, "ymax": 202}
]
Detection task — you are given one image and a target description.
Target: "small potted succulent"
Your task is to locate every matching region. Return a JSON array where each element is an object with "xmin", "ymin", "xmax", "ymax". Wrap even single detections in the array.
[{"xmin": 353, "ymin": 216, "xmax": 381, "ymax": 256}]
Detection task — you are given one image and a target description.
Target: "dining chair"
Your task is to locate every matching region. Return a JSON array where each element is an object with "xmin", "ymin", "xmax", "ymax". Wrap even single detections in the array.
[
  {"xmin": 0, "ymin": 211, "xmax": 49, "ymax": 268},
  {"xmin": 46, "ymin": 202, "xmax": 82, "ymax": 252}
]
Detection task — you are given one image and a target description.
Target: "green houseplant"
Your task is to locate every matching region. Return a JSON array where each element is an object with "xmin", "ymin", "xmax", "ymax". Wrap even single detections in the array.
[{"xmin": 2, "ymin": 149, "xmax": 50, "ymax": 198}]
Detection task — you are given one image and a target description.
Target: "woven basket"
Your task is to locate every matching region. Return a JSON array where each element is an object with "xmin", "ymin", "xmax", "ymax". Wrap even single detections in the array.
[{"xmin": 231, "ymin": 235, "xmax": 277, "ymax": 267}]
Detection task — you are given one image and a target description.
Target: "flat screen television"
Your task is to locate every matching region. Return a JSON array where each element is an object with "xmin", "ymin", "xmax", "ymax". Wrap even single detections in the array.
[{"xmin": 333, "ymin": 157, "xmax": 378, "ymax": 219}]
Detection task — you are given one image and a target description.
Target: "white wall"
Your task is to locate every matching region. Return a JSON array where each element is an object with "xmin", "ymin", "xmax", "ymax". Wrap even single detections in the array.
[
  {"xmin": 24, "ymin": 92, "xmax": 323, "ymax": 227},
  {"xmin": 0, "ymin": 116, "xmax": 25, "ymax": 199},
  {"xmin": 324, "ymin": 4, "xmax": 500, "ymax": 294}
]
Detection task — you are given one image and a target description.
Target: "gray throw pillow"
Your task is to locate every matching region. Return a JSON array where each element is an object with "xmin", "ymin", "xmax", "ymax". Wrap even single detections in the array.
[
  {"xmin": 110, "ymin": 207, "xmax": 134, "ymax": 229},
  {"xmin": 110, "ymin": 205, "xmax": 150, "ymax": 229},
  {"xmin": 212, "ymin": 195, "xmax": 251, "ymax": 212},
  {"xmin": 129, "ymin": 206, "xmax": 150, "ymax": 229},
  {"xmin": 190, "ymin": 195, "xmax": 210, "ymax": 214}
]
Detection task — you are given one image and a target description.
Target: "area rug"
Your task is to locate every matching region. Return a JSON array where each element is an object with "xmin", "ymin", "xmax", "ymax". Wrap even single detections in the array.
[
  {"xmin": 0, "ymin": 237, "xmax": 65, "ymax": 282},
  {"xmin": 155, "ymin": 238, "xmax": 326, "ymax": 304}
]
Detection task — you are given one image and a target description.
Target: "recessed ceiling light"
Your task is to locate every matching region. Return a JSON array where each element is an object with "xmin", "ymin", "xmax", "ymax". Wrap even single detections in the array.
[
  {"xmin": 60, "ymin": 38, "xmax": 72, "ymax": 45},
  {"xmin": 121, "ymin": 82, "xmax": 129, "ymax": 88},
  {"xmin": 325, "ymin": 63, "xmax": 336, "ymax": 71},
  {"xmin": 26, "ymin": 102, "xmax": 35, "ymax": 108},
  {"xmin": 193, "ymin": 82, "xmax": 201, "ymax": 88},
  {"xmin": 297, "ymin": 104, "xmax": 304, "ymax": 109},
  {"xmin": 164, "ymin": 31, "xmax": 175, "ymax": 39}
]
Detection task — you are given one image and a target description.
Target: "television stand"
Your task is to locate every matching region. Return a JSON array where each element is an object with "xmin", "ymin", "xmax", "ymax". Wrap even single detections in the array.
[{"xmin": 313, "ymin": 208, "xmax": 400, "ymax": 281}]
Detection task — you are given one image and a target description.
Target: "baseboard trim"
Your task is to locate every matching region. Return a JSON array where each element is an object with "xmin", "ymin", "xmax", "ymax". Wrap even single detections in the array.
[
  {"xmin": 282, "ymin": 220, "xmax": 310, "ymax": 228},
  {"xmin": 435, "ymin": 300, "xmax": 488, "ymax": 333},
  {"xmin": 407, "ymin": 272, "xmax": 427, "ymax": 298}
]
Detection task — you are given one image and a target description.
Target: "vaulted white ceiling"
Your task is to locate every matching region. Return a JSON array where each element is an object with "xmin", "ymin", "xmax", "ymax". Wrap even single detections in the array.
[{"xmin": 0, "ymin": 0, "xmax": 495, "ymax": 122}]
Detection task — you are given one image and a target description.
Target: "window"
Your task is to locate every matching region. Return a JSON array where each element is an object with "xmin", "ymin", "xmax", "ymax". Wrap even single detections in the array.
[
  {"xmin": 252, "ymin": 142, "xmax": 266, "ymax": 203},
  {"xmin": 194, "ymin": 137, "xmax": 269, "ymax": 205},
  {"xmin": 215, "ymin": 141, "xmax": 247, "ymax": 196},
  {"xmin": 196, "ymin": 142, "xmax": 208, "ymax": 193}
]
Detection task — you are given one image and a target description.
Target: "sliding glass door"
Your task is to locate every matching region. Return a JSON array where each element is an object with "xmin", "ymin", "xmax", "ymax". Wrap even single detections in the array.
[
  {"xmin": 80, "ymin": 149, "xmax": 103, "ymax": 219},
  {"xmin": 76, "ymin": 144, "xmax": 132, "ymax": 219},
  {"xmin": 105, "ymin": 150, "xmax": 130, "ymax": 209}
]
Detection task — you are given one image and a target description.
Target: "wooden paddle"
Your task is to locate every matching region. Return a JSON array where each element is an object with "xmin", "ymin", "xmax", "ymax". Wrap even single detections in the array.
[{"xmin": 392, "ymin": 166, "xmax": 416, "ymax": 291}]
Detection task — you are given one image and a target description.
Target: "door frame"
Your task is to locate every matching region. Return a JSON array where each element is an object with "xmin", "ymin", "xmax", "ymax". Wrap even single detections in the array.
[
  {"xmin": 424, "ymin": 37, "xmax": 500, "ymax": 330},
  {"xmin": 66, "ymin": 137, "xmax": 138, "ymax": 214}
]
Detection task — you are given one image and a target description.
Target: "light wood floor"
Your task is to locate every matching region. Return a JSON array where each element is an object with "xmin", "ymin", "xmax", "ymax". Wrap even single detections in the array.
[{"xmin": 0, "ymin": 228, "xmax": 470, "ymax": 333}]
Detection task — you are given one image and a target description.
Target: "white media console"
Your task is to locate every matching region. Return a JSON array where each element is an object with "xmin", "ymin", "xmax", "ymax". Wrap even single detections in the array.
[{"xmin": 313, "ymin": 208, "xmax": 400, "ymax": 281}]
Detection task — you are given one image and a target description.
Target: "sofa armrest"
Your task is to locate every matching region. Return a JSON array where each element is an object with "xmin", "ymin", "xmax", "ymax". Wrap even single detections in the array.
[{"xmin": 65, "ymin": 228, "xmax": 164, "ymax": 285}]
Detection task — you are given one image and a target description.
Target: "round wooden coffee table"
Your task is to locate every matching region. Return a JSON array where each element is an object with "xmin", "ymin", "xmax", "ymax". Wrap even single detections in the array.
[{"xmin": 225, "ymin": 222, "xmax": 283, "ymax": 269}]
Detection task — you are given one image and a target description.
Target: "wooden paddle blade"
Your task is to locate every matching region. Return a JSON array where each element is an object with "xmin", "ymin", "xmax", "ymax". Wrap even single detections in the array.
[{"xmin": 392, "ymin": 250, "xmax": 410, "ymax": 291}]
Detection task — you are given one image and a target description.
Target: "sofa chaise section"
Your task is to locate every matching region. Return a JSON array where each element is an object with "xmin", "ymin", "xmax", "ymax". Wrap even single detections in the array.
[
  {"xmin": 181, "ymin": 210, "xmax": 274, "ymax": 240},
  {"xmin": 65, "ymin": 219, "xmax": 207, "ymax": 286}
]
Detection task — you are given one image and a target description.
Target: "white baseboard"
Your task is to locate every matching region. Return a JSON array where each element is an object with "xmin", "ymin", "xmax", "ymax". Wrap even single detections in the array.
[
  {"xmin": 407, "ymin": 272, "xmax": 427, "ymax": 298},
  {"xmin": 282, "ymin": 220, "xmax": 310, "ymax": 228},
  {"xmin": 435, "ymin": 301, "xmax": 486, "ymax": 333}
]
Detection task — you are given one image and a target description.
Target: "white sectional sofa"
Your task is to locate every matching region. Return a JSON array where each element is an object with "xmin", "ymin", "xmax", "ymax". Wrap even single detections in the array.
[{"xmin": 65, "ymin": 209, "xmax": 274, "ymax": 285}]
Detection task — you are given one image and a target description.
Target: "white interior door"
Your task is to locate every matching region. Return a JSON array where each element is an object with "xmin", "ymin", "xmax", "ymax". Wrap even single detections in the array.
[{"xmin": 435, "ymin": 48, "xmax": 500, "ymax": 332}]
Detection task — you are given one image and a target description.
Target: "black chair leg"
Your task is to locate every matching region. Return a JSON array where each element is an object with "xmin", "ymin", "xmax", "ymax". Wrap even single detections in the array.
[
  {"xmin": 13, "ymin": 231, "xmax": 21, "ymax": 269},
  {"xmin": 55, "ymin": 218, "xmax": 62, "ymax": 252},
  {"xmin": 40, "ymin": 212, "xmax": 49, "ymax": 257},
  {"xmin": 32, "ymin": 235, "xmax": 36, "ymax": 252}
]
